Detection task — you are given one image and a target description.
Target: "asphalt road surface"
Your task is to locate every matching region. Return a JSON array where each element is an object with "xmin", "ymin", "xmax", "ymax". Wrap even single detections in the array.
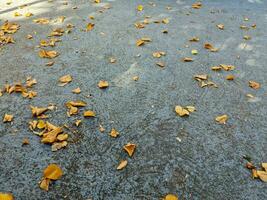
[{"xmin": 0, "ymin": 0, "xmax": 267, "ymax": 199}]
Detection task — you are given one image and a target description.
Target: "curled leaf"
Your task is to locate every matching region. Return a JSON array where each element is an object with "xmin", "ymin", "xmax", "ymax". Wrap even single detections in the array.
[
  {"xmin": 3, "ymin": 114, "xmax": 13, "ymax": 122},
  {"xmin": 109, "ymin": 128, "xmax": 119, "ymax": 138},
  {"xmin": 43, "ymin": 164, "xmax": 63, "ymax": 180},
  {"xmin": 84, "ymin": 110, "xmax": 96, "ymax": 117},
  {"xmin": 175, "ymin": 106, "xmax": 189, "ymax": 117},
  {"xmin": 215, "ymin": 114, "xmax": 228, "ymax": 124},
  {"xmin": 123, "ymin": 143, "xmax": 136, "ymax": 157},
  {"xmin": 0, "ymin": 193, "xmax": 14, "ymax": 200},
  {"xmin": 98, "ymin": 80, "xmax": 109, "ymax": 89},
  {"xmin": 117, "ymin": 160, "xmax": 128, "ymax": 170}
]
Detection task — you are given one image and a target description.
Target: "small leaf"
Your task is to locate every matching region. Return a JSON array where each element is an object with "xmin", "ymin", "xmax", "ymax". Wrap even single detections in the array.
[
  {"xmin": 0, "ymin": 193, "xmax": 14, "ymax": 200},
  {"xmin": 164, "ymin": 194, "xmax": 179, "ymax": 200},
  {"xmin": 257, "ymin": 170, "xmax": 267, "ymax": 182},
  {"xmin": 109, "ymin": 128, "xmax": 119, "ymax": 138},
  {"xmin": 248, "ymin": 81, "xmax": 260, "ymax": 89},
  {"xmin": 43, "ymin": 164, "xmax": 63, "ymax": 180},
  {"xmin": 98, "ymin": 80, "xmax": 109, "ymax": 89},
  {"xmin": 3, "ymin": 114, "xmax": 13, "ymax": 122},
  {"xmin": 117, "ymin": 160, "xmax": 128, "ymax": 170},
  {"xmin": 175, "ymin": 106, "xmax": 189, "ymax": 117},
  {"xmin": 86, "ymin": 23, "xmax": 95, "ymax": 31},
  {"xmin": 137, "ymin": 5, "xmax": 143, "ymax": 11},
  {"xmin": 215, "ymin": 114, "xmax": 228, "ymax": 124},
  {"xmin": 123, "ymin": 143, "xmax": 136, "ymax": 157},
  {"xmin": 84, "ymin": 110, "xmax": 96, "ymax": 117}
]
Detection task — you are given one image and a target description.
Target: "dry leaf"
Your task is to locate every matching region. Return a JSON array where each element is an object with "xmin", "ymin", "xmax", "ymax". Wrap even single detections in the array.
[
  {"xmin": 252, "ymin": 169, "xmax": 258, "ymax": 179},
  {"xmin": 109, "ymin": 57, "xmax": 116, "ymax": 63},
  {"xmin": 43, "ymin": 164, "xmax": 63, "ymax": 180},
  {"xmin": 0, "ymin": 193, "xmax": 14, "ymax": 200},
  {"xmin": 75, "ymin": 119, "xmax": 82, "ymax": 127},
  {"xmin": 220, "ymin": 64, "xmax": 235, "ymax": 71},
  {"xmin": 22, "ymin": 138, "xmax": 30, "ymax": 145},
  {"xmin": 153, "ymin": 51, "xmax": 165, "ymax": 58},
  {"xmin": 156, "ymin": 62, "xmax": 165, "ymax": 68},
  {"xmin": 215, "ymin": 114, "xmax": 228, "ymax": 124},
  {"xmin": 3, "ymin": 114, "xmax": 13, "ymax": 122},
  {"xmin": 25, "ymin": 12, "xmax": 33, "ymax": 17},
  {"xmin": 14, "ymin": 12, "xmax": 22, "ymax": 17},
  {"xmin": 175, "ymin": 106, "xmax": 189, "ymax": 117},
  {"xmin": 162, "ymin": 18, "xmax": 169, "ymax": 24},
  {"xmin": 72, "ymin": 87, "xmax": 81, "ymax": 94},
  {"xmin": 256, "ymin": 171, "xmax": 267, "ymax": 182},
  {"xmin": 123, "ymin": 143, "xmax": 136, "ymax": 157},
  {"xmin": 164, "ymin": 194, "xmax": 178, "ymax": 200},
  {"xmin": 59, "ymin": 75, "xmax": 72, "ymax": 86},
  {"xmin": 136, "ymin": 39, "xmax": 145, "ymax": 46},
  {"xmin": 194, "ymin": 74, "xmax": 208, "ymax": 81},
  {"xmin": 132, "ymin": 76, "xmax": 139, "ymax": 81},
  {"xmin": 31, "ymin": 106, "xmax": 48, "ymax": 117},
  {"xmin": 185, "ymin": 106, "xmax": 196, "ymax": 113},
  {"xmin": 204, "ymin": 43, "xmax": 218, "ymax": 52},
  {"xmin": 99, "ymin": 124, "xmax": 105, "ymax": 132},
  {"xmin": 39, "ymin": 177, "xmax": 50, "ymax": 191},
  {"xmin": 248, "ymin": 81, "xmax": 260, "ymax": 89},
  {"xmin": 33, "ymin": 18, "xmax": 50, "ymax": 24},
  {"xmin": 191, "ymin": 49, "xmax": 198, "ymax": 55},
  {"xmin": 109, "ymin": 128, "xmax": 119, "ymax": 138},
  {"xmin": 98, "ymin": 80, "xmax": 109, "ymax": 89},
  {"xmin": 243, "ymin": 35, "xmax": 251, "ymax": 40},
  {"xmin": 192, "ymin": 2, "xmax": 202, "ymax": 9},
  {"xmin": 51, "ymin": 141, "xmax": 67, "ymax": 151},
  {"xmin": 39, "ymin": 49, "xmax": 59, "ymax": 59},
  {"xmin": 41, "ymin": 127, "xmax": 63, "ymax": 143},
  {"xmin": 117, "ymin": 160, "xmax": 128, "ymax": 170},
  {"xmin": 182, "ymin": 57, "xmax": 193, "ymax": 62},
  {"xmin": 226, "ymin": 75, "xmax": 235, "ymax": 80},
  {"xmin": 46, "ymin": 61, "xmax": 54, "ymax": 66},
  {"xmin": 86, "ymin": 23, "xmax": 95, "ymax": 31},
  {"xmin": 189, "ymin": 37, "xmax": 199, "ymax": 42},
  {"xmin": 217, "ymin": 24, "xmax": 224, "ymax": 30},
  {"xmin": 84, "ymin": 110, "xmax": 96, "ymax": 117},
  {"xmin": 262, "ymin": 163, "xmax": 267, "ymax": 171}
]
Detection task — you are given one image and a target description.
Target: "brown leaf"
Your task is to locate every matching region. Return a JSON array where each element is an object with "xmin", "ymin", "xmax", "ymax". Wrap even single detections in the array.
[
  {"xmin": 156, "ymin": 62, "xmax": 165, "ymax": 68},
  {"xmin": 123, "ymin": 143, "xmax": 136, "ymax": 157},
  {"xmin": 117, "ymin": 160, "xmax": 128, "ymax": 170},
  {"xmin": 215, "ymin": 114, "xmax": 228, "ymax": 124},
  {"xmin": 33, "ymin": 18, "xmax": 50, "ymax": 24},
  {"xmin": 226, "ymin": 75, "xmax": 235, "ymax": 80},
  {"xmin": 248, "ymin": 81, "xmax": 260, "ymax": 89},
  {"xmin": 3, "ymin": 114, "xmax": 13, "ymax": 122},
  {"xmin": 43, "ymin": 164, "xmax": 63, "ymax": 180},
  {"xmin": 189, "ymin": 37, "xmax": 199, "ymax": 42},
  {"xmin": 204, "ymin": 43, "xmax": 218, "ymax": 52}
]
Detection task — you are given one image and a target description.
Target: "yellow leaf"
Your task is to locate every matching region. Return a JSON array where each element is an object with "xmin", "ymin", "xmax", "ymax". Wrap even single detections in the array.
[
  {"xmin": 57, "ymin": 133, "xmax": 68, "ymax": 141},
  {"xmin": 262, "ymin": 163, "xmax": 267, "ymax": 171},
  {"xmin": 95, "ymin": 0, "xmax": 100, "ymax": 3},
  {"xmin": 3, "ymin": 114, "xmax": 13, "ymax": 122},
  {"xmin": 182, "ymin": 57, "xmax": 193, "ymax": 62},
  {"xmin": 137, "ymin": 5, "xmax": 143, "ymax": 11},
  {"xmin": 86, "ymin": 23, "xmax": 95, "ymax": 31},
  {"xmin": 204, "ymin": 43, "xmax": 218, "ymax": 52},
  {"xmin": 156, "ymin": 62, "xmax": 165, "ymax": 68},
  {"xmin": 72, "ymin": 87, "xmax": 81, "ymax": 94},
  {"xmin": 25, "ymin": 12, "xmax": 33, "ymax": 17},
  {"xmin": 189, "ymin": 37, "xmax": 199, "ymax": 42},
  {"xmin": 33, "ymin": 18, "xmax": 50, "ymax": 24},
  {"xmin": 226, "ymin": 75, "xmax": 235, "ymax": 80},
  {"xmin": 175, "ymin": 106, "xmax": 189, "ymax": 117},
  {"xmin": 41, "ymin": 127, "xmax": 63, "ymax": 144},
  {"xmin": 0, "ymin": 193, "xmax": 14, "ymax": 200},
  {"xmin": 220, "ymin": 64, "xmax": 235, "ymax": 71},
  {"xmin": 51, "ymin": 141, "xmax": 68, "ymax": 151},
  {"xmin": 66, "ymin": 101, "xmax": 87, "ymax": 108},
  {"xmin": 39, "ymin": 49, "xmax": 59, "ymax": 59},
  {"xmin": 30, "ymin": 106, "xmax": 48, "ymax": 117},
  {"xmin": 136, "ymin": 39, "xmax": 145, "ymax": 46},
  {"xmin": 37, "ymin": 120, "xmax": 46, "ymax": 129},
  {"xmin": 185, "ymin": 106, "xmax": 196, "ymax": 113},
  {"xmin": 162, "ymin": 18, "xmax": 169, "ymax": 24},
  {"xmin": 98, "ymin": 80, "xmax": 109, "ymax": 89},
  {"xmin": 164, "ymin": 194, "xmax": 178, "ymax": 200},
  {"xmin": 75, "ymin": 119, "xmax": 82, "ymax": 127},
  {"xmin": 109, "ymin": 128, "xmax": 119, "ymax": 138},
  {"xmin": 191, "ymin": 49, "xmax": 198, "ymax": 55},
  {"xmin": 117, "ymin": 160, "xmax": 128, "ymax": 170},
  {"xmin": 14, "ymin": 12, "xmax": 22, "ymax": 17},
  {"xmin": 192, "ymin": 2, "xmax": 202, "ymax": 9},
  {"xmin": 257, "ymin": 170, "xmax": 267, "ymax": 182},
  {"xmin": 39, "ymin": 177, "xmax": 50, "ymax": 191},
  {"xmin": 43, "ymin": 164, "xmax": 63, "ymax": 180},
  {"xmin": 215, "ymin": 114, "xmax": 228, "ymax": 124},
  {"xmin": 194, "ymin": 74, "xmax": 208, "ymax": 81},
  {"xmin": 59, "ymin": 74, "xmax": 72, "ymax": 85},
  {"xmin": 84, "ymin": 110, "xmax": 96, "ymax": 117},
  {"xmin": 123, "ymin": 143, "xmax": 136, "ymax": 157},
  {"xmin": 248, "ymin": 81, "xmax": 260, "ymax": 89},
  {"xmin": 217, "ymin": 24, "xmax": 224, "ymax": 30}
]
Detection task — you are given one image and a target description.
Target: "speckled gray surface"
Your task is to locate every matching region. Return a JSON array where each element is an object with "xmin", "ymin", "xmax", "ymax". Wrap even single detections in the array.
[{"xmin": 0, "ymin": 0, "xmax": 267, "ymax": 199}]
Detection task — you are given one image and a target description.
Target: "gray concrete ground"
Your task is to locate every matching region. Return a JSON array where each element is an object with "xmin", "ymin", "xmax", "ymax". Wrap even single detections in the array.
[{"xmin": 0, "ymin": 0, "xmax": 267, "ymax": 199}]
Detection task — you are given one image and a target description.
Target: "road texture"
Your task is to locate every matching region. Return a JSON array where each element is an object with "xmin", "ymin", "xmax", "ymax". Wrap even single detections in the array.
[{"xmin": 0, "ymin": 0, "xmax": 267, "ymax": 199}]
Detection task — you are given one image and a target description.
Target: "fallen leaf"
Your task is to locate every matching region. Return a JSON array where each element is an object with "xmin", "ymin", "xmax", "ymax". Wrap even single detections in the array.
[
  {"xmin": 99, "ymin": 124, "xmax": 105, "ymax": 132},
  {"xmin": 14, "ymin": 12, "xmax": 22, "ymax": 17},
  {"xmin": 262, "ymin": 163, "xmax": 267, "ymax": 171},
  {"xmin": 43, "ymin": 164, "xmax": 63, "ymax": 180},
  {"xmin": 84, "ymin": 110, "xmax": 96, "ymax": 117},
  {"xmin": 75, "ymin": 119, "xmax": 82, "ymax": 127},
  {"xmin": 243, "ymin": 35, "xmax": 251, "ymax": 40},
  {"xmin": 152, "ymin": 51, "xmax": 165, "ymax": 58},
  {"xmin": 39, "ymin": 49, "xmax": 59, "ymax": 59},
  {"xmin": 191, "ymin": 49, "xmax": 198, "ymax": 55},
  {"xmin": 123, "ymin": 143, "xmax": 136, "ymax": 157},
  {"xmin": 109, "ymin": 57, "xmax": 116, "ymax": 63},
  {"xmin": 98, "ymin": 80, "xmax": 109, "ymax": 89},
  {"xmin": 39, "ymin": 177, "xmax": 50, "ymax": 191},
  {"xmin": 175, "ymin": 106, "xmax": 189, "ymax": 117},
  {"xmin": 3, "ymin": 114, "xmax": 13, "ymax": 122},
  {"xmin": 46, "ymin": 61, "xmax": 54, "ymax": 66},
  {"xmin": 248, "ymin": 81, "xmax": 260, "ymax": 89},
  {"xmin": 185, "ymin": 106, "xmax": 196, "ymax": 113},
  {"xmin": 117, "ymin": 160, "xmax": 128, "ymax": 170},
  {"xmin": 215, "ymin": 114, "xmax": 228, "ymax": 124},
  {"xmin": 86, "ymin": 23, "xmax": 95, "ymax": 31},
  {"xmin": 109, "ymin": 128, "xmax": 119, "ymax": 138},
  {"xmin": 59, "ymin": 74, "xmax": 72, "ymax": 86},
  {"xmin": 226, "ymin": 75, "xmax": 235, "ymax": 80},
  {"xmin": 156, "ymin": 62, "xmax": 165, "ymax": 68},
  {"xmin": 162, "ymin": 18, "xmax": 169, "ymax": 24},
  {"xmin": 217, "ymin": 24, "xmax": 224, "ymax": 30},
  {"xmin": 66, "ymin": 101, "xmax": 87, "ymax": 108},
  {"xmin": 132, "ymin": 76, "xmax": 139, "ymax": 81},
  {"xmin": 192, "ymin": 2, "xmax": 202, "ymax": 9},
  {"xmin": 25, "ymin": 12, "xmax": 33, "ymax": 17},
  {"xmin": 72, "ymin": 87, "xmax": 81, "ymax": 94},
  {"xmin": 164, "ymin": 194, "xmax": 178, "ymax": 200},
  {"xmin": 31, "ymin": 106, "xmax": 48, "ymax": 117},
  {"xmin": 189, "ymin": 37, "xmax": 199, "ymax": 42},
  {"xmin": 204, "ymin": 43, "xmax": 218, "ymax": 52},
  {"xmin": 220, "ymin": 64, "xmax": 235, "ymax": 71},
  {"xmin": 182, "ymin": 57, "xmax": 193, "ymax": 62},
  {"xmin": 194, "ymin": 74, "xmax": 208, "ymax": 81},
  {"xmin": 136, "ymin": 39, "xmax": 145, "ymax": 46},
  {"xmin": 0, "ymin": 193, "xmax": 14, "ymax": 200},
  {"xmin": 137, "ymin": 5, "xmax": 143, "ymax": 11},
  {"xmin": 33, "ymin": 18, "xmax": 50, "ymax": 24},
  {"xmin": 51, "ymin": 141, "xmax": 67, "ymax": 151},
  {"xmin": 257, "ymin": 171, "xmax": 267, "ymax": 182},
  {"xmin": 22, "ymin": 138, "xmax": 30, "ymax": 145},
  {"xmin": 41, "ymin": 127, "xmax": 63, "ymax": 143}
]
